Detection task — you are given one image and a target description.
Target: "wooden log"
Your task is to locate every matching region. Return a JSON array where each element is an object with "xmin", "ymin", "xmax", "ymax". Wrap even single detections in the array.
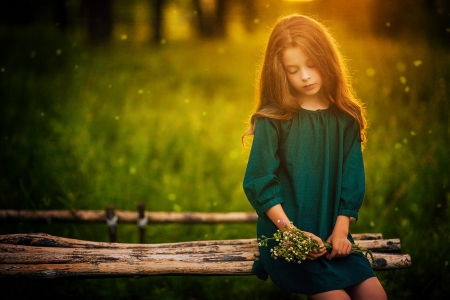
[
  {"xmin": 0, "ymin": 233, "xmax": 397, "ymax": 252},
  {"xmin": 0, "ymin": 210, "xmax": 258, "ymax": 224},
  {"xmin": 0, "ymin": 234, "xmax": 411, "ymax": 279},
  {"xmin": 351, "ymin": 233, "xmax": 383, "ymax": 240},
  {"xmin": 0, "ymin": 251, "xmax": 411, "ymax": 279}
]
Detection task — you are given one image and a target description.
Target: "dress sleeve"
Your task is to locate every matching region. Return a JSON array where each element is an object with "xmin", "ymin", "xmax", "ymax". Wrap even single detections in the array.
[
  {"xmin": 243, "ymin": 117, "xmax": 284, "ymax": 217},
  {"xmin": 338, "ymin": 119, "xmax": 366, "ymax": 220}
]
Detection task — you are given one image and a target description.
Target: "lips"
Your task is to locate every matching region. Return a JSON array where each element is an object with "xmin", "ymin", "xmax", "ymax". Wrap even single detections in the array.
[{"xmin": 304, "ymin": 83, "xmax": 315, "ymax": 90}]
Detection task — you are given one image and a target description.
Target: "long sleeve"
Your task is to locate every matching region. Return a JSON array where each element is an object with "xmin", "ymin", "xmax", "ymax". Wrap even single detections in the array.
[
  {"xmin": 338, "ymin": 119, "xmax": 366, "ymax": 220},
  {"xmin": 243, "ymin": 117, "xmax": 285, "ymax": 217}
]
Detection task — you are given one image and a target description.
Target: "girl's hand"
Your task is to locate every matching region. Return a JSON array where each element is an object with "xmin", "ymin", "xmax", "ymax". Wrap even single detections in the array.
[
  {"xmin": 326, "ymin": 233, "xmax": 352, "ymax": 259},
  {"xmin": 302, "ymin": 231, "xmax": 327, "ymax": 260}
]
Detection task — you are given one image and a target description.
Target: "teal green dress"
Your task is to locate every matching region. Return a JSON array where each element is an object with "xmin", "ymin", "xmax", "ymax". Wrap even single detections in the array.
[{"xmin": 243, "ymin": 104, "xmax": 375, "ymax": 295}]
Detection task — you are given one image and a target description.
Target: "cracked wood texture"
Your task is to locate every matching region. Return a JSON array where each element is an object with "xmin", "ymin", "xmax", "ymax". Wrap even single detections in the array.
[{"xmin": 0, "ymin": 233, "xmax": 411, "ymax": 279}]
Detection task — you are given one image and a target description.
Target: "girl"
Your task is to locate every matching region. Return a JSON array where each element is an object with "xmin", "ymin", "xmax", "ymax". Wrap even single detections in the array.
[{"xmin": 242, "ymin": 15, "xmax": 387, "ymax": 300}]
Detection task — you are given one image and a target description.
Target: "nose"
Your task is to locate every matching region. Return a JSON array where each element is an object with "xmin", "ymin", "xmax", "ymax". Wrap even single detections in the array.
[{"xmin": 301, "ymin": 68, "xmax": 310, "ymax": 81}]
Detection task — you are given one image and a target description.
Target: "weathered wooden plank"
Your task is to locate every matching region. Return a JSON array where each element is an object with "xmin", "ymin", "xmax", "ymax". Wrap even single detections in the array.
[
  {"xmin": 371, "ymin": 253, "xmax": 412, "ymax": 271},
  {"xmin": 0, "ymin": 233, "xmax": 258, "ymax": 249},
  {"xmin": 0, "ymin": 252, "xmax": 411, "ymax": 278},
  {"xmin": 0, "ymin": 210, "xmax": 258, "ymax": 224},
  {"xmin": 0, "ymin": 233, "xmax": 411, "ymax": 279},
  {"xmin": 355, "ymin": 238, "xmax": 401, "ymax": 253},
  {"xmin": 0, "ymin": 233, "xmax": 398, "ymax": 252},
  {"xmin": 0, "ymin": 243, "xmax": 259, "ymax": 264},
  {"xmin": 352, "ymin": 233, "xmax": 383, "ymax": 240},
  {"xmin": 0, "ymin": 260, "xmax": 256, "ymax": 278}
]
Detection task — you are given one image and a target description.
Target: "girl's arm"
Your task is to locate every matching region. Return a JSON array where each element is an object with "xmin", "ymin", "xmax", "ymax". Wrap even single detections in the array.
[
  {"xmin": 326, "ymin": 215, "xmax": 352, "ymax": 259},
  {"xmin": 327, "ymin": 119, "xmax": 366, "ymax": 259},
  {"xmin": 266, "ymin": 204, "xmax": 327, "ymax": 260},
  {"xmin": 265, "ymin": 204, "xmax": 291, "ymax": 231}
]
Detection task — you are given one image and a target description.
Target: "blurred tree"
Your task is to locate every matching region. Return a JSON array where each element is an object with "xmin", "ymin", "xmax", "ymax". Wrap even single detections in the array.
[
  {"xmin": 191, "ymin": 0, "xmax": 258, "ymax": 38},
  {"xmin": 0, "ymin": 0, "xmax": 44, "ymax": 26},
  {"xmin": 370, "ymin": 0, "xmax": 450, "ymax": 47},
  {"xmin": 152, "ymin": 0, "xmax": 165, "ymax": 43},
  {"xmin": 192, "ymin": 0, "xmax": 227, "ymax": 38},
  {"xmin": 52, "ymin": 0, "xmax": 68, "ymax": 32},
  {"xmin": 240, "ymin": 0, "xmax": 258, "ymax": 33},
  {"xmin": 82, "ymin": 0, "xmax": 113, "ymax": 45}
]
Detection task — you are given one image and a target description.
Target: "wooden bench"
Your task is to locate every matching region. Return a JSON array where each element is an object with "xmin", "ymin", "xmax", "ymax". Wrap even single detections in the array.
[
  {"xmin": 0, "ymin": 232, "xmax": 411, "ymax": 279},
  {"xmin": 0, "ymin": 208, "xmax": 412, "ymax": 278}
]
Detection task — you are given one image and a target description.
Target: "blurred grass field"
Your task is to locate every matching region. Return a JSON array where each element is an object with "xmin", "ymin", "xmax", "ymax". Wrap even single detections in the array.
[{"xmin": 0, "ymin": 16, "xmax": 449, "ymax": 299}]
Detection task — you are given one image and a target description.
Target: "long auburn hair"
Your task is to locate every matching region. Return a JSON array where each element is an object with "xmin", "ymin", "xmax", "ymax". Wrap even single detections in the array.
[{"xmin": 242, "ymin": 14, "xmax": 367, "ymax": 144}]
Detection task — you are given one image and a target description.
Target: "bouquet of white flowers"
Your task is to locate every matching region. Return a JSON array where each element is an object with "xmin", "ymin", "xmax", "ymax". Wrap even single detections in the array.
[{"xmin": 258, "ymin": 220, "xmax": 374, "ymax": 264}]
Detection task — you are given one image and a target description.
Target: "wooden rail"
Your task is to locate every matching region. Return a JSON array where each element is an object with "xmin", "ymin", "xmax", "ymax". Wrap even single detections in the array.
[
  {"xmin": 0, "ymin": 233, "xmax": 411, "ymax": 279},
  {"xmin": 0, "ymin": 209, "xmax": 258, "ymax": 224}
]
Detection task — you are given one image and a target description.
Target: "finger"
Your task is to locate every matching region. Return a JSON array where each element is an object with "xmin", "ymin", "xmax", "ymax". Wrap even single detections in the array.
[
  {"xmin": 327, "ymin": 247, "xmax": 338, "ymax": 259},
  {"xmin": 311, "ymin": 236, "xmax": 325, "ymax": 251}
]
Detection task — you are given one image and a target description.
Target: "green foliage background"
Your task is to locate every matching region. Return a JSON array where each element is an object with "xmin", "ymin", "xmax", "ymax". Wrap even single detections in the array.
[{"xmin": 0, "ymin": 3, "xmax": 449, "ymax": 300}]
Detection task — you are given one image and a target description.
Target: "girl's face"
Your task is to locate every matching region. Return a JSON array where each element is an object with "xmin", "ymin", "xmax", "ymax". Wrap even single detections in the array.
[{"xmin": 282, "ymin": 46, "xmax": 324, "ymax": 102}]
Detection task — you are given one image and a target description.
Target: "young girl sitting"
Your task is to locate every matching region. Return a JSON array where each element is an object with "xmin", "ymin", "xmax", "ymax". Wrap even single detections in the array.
[{"xmin": 243, "ymin": 14, "xmax": 388, "ymax": 300}]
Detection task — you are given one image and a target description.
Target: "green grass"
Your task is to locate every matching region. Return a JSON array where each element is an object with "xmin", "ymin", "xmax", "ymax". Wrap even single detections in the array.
[{"xmin": 0, "ymin": 19, "xmax": 449, "ymax": 299}]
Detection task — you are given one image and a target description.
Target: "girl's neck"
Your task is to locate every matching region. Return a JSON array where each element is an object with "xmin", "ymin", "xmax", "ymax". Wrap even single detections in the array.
[{"xmin": 298, "ymin": 94, "xmax": 329, "ymax": 111}]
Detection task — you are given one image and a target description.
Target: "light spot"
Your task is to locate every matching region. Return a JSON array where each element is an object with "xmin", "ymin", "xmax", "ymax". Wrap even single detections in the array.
[
  {"xmin": 386, "ymin": 22, "xmax": 391, "ymax": 27},
  {"xmin": 184, "ymin": 99, "xmax": 190, "ymax": 104},
  {"xmin": 399, "ymin": 76, "xmax": 407, "ymax": 84},
  {"xmin": 369, "ymin": 221, "xmax": 375, "ymax": 227},
  {"xmin": 74, "ymin": 65, "xmax": 78, "ymax": 69},
  {"xmin": 403, "ymin": 138, "xmax": 408, "ymax": 144},
  {"xmin": 168, "ymin": 193, "xmax": 177, "ymax": 201},
  {"xmin": 202, "ymin": 111, "xmax": 207, "ymax": 116},
  {"xmin": 56, "ymin": 49, "xmax": 62, "ymax": 55},
  {"xmin": 41, "ymin": 112, "xmax": 45, "ymax": 117},
  {"xmin": 401, "ymin": 218, "xmax": 409, "ymax": 227},
  {"xmin": 161, "ymin": 39, "xmax": 166, "ymax": 45},
  {"xmin": 1, "ymin": 68, "xmax": 4, "ymax": 72},
  {"xmin": 121, "ymin": 34, "xmax": 128, "ymax": 40},
  {"xmin": 30, "ymin": 51, "xmax": 36, "ymax": 58},
  {"xmin": 129, "ymin": 167, "xmax": 136, "ymax": 174},
  {"xmin": 173, "ymin": 203, "xmax": 181, "ymax": 211},
  {"xmin": 395, "ymin": 143, "xmax": 402, "ymax": 149},
  {"xmin": 138, "ymin": 89, "xmax": 144, "ymax": 94},
  {"xmin": 405, "ymin": 86, "xmax": 410, "ymax": 92},
  {"xmin": 254, "ymin": 18, "xmax": 260, "ymax": 24},
  {"xmin": 413, "ymin": 60, "xmax": 422, "ymax": 67},
  {"xmin": 410, "ymin": 131, "xmax": 416, "ymax": 136},
  {"xmin": 115, "ymin": 116, "xmax": 119, "ymax": 120},
  {"xmin": 366, "ymin": 68, "xmax": 375, "ymax": 77}
]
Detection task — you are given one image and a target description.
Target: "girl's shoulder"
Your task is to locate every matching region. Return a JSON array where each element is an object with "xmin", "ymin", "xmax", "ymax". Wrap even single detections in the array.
[
  {"xmin": 331, "ymin": 104, "xmax": 358, "ymax": 125},
  {"xmin": 254, "ymin": 114, "xmax": 292, "ymax": 139}
]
